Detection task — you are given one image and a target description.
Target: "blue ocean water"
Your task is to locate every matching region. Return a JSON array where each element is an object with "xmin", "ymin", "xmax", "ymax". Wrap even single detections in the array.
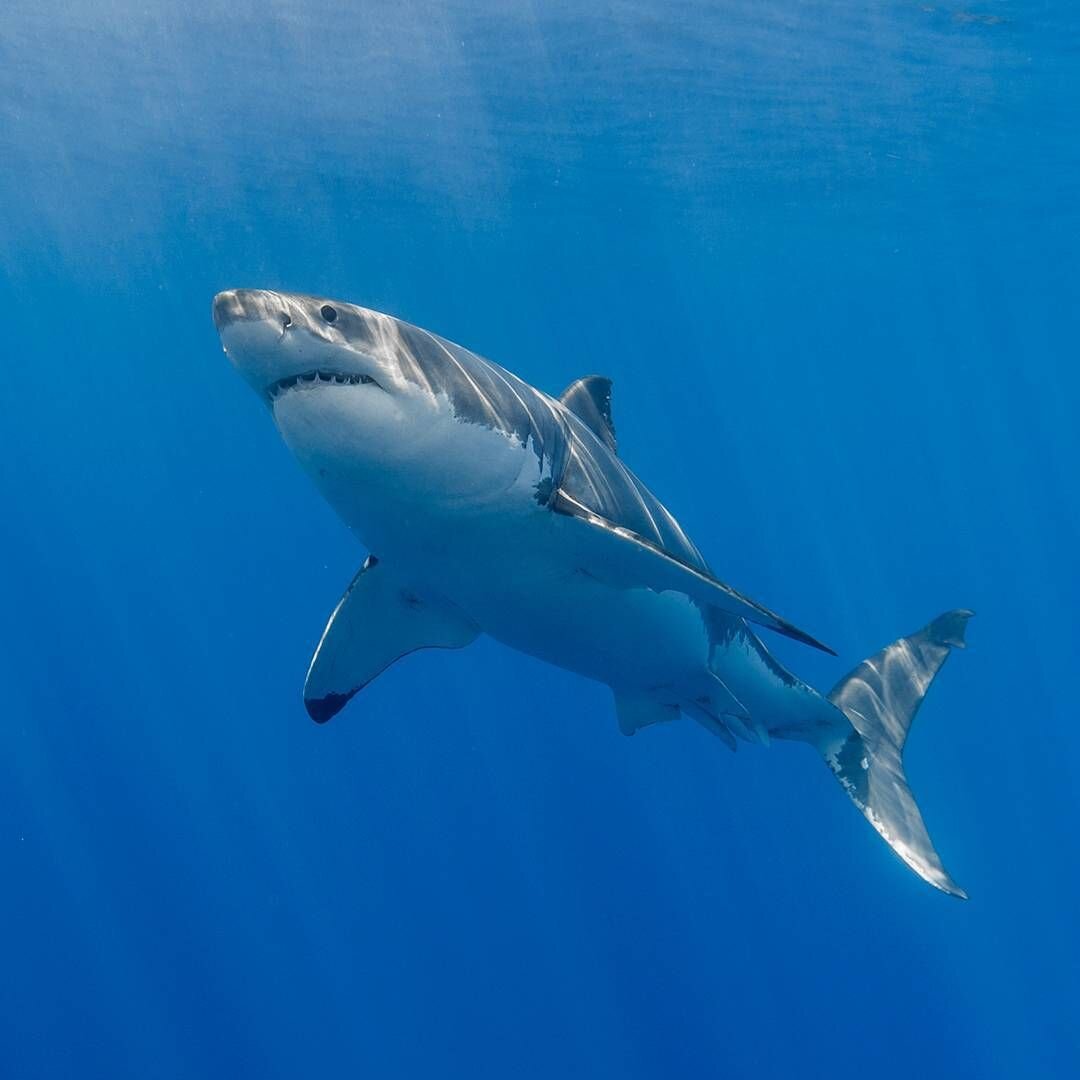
[{"xmin": 1, "ymin": 2, "xmax": 1077, "ymax": 1076}]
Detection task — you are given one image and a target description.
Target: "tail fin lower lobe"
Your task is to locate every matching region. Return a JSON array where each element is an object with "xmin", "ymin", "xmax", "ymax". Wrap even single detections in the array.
[{"xmin": 819, "ymin": 610, "xmax": 974, "ymax": 898}]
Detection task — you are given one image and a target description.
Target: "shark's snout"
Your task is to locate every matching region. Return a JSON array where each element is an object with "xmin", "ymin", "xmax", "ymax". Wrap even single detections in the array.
[
  {"xmin": 214, "ymin": 288, "xmax": 298, "ymax": 397},
  {"xmin": 212, "ymin": 288, "xmax": 289, "ymax": 332},
  {"xmin": 212, "ymin": 289, "xmax": 243, "ymax": 330},
  {"xmin": 214, "ymin": 287, "xmax": 395, "ymax": 403}
]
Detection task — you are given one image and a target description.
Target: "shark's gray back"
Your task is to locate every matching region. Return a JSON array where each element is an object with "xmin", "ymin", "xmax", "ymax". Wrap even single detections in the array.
[{"xmin": 389, "ymin": 316, "xmax": 708, "ymax": 574}]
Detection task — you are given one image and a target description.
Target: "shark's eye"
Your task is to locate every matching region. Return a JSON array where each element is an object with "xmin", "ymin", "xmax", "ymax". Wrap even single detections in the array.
[
  {"xmin": 281, "ymin": 313, "xmax": 292, "ymax": 329},
  {"xmin": 320, "ymin": 305, "xmax": 338, "ymax": 324}
]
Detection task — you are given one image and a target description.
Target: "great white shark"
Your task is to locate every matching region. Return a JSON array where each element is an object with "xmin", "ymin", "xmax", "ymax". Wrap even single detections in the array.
[{"xmin": 213, "ymin": 288, "xmax": 973, "ymax": 898}]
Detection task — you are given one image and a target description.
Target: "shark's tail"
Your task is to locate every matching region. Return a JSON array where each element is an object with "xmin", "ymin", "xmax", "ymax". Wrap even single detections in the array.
[{"xmin": 815, "ymin": 610, "xmax": 974, "ymax": 898}]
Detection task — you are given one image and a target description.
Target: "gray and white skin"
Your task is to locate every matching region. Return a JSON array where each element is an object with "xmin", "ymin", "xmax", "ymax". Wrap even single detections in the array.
[{"xmin": 213, "ymin": 288, "xmax": 973, "ymax": 898}]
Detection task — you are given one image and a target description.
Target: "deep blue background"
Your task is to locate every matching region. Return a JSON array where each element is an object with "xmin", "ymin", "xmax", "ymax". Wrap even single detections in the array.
[{"xmin": 1, "ymin": 3, "xmax": 1077, "ymax": 1077}]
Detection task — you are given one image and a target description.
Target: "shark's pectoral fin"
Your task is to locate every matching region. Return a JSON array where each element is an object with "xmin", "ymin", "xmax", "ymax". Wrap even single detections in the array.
[
  {"xmin": 551, "ymin": 491, "xmax": 835, "ymax": 655},
  {"xmin": 304, "ymin": 555, "xmax": 479, "ymax": 723}
]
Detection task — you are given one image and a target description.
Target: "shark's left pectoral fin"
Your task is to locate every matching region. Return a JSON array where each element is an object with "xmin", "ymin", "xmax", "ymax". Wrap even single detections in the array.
[
  {"xmin": 551, "ymin": 491, "xmax": 835, "ymax": 655},
  {"xmin": 304, "ymin": 556, "xmax": 479, "ymax": 723}
]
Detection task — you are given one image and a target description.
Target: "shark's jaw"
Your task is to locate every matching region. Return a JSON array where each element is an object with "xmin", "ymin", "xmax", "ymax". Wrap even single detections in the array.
[
  {"xmin": 218, "ymin": 317, "xmax": 392, "ymax": 407},
  {"xmin": 213, "ymin": 289, "xmax": 403, "ymax": 405},
  {"xmin": 266, "ymin": 369, "xmax": 382, "ymax": 404}
]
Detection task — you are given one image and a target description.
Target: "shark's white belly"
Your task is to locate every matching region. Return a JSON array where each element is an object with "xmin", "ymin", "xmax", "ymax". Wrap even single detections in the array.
[
  {"xmin": 273, "ymin": 386, "xmax": 711, "ymax": 693},
  {"xmin": 355, "ymin": 478, "xmax": 712, "ymax": 693},
  {"xmin": 433, "ymin": 527, "xmax": 713, "ymax": 692}
]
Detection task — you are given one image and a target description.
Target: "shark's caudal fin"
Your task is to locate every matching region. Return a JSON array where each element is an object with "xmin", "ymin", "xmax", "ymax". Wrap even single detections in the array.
[{"xmin": 817, "ymin": 610, "xmax": 974, "ymax": 898}]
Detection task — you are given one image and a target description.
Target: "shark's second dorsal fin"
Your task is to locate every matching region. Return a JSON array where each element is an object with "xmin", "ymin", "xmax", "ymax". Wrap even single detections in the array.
[{"xmin": 559, "ymin": 376, "xmax": 616, "ymax": 453}]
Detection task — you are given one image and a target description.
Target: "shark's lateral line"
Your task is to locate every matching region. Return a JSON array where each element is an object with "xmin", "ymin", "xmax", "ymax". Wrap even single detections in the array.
[{"xmin": 214, "ymin": 288, "xmax": 973, "ymax": 898}]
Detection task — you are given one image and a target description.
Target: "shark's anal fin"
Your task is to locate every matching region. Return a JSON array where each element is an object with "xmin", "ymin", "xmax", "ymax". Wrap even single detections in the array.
[
  {"xmin": 304, "ymin": 555, "xmax": 479, "ymax": 723},
  {"xmin": 550, "ymin": 490, "xmax": 835, "ymax": 655},
  {"xmin": 559, "ymin": 376, "xmax": 617, "ymax": 453}
]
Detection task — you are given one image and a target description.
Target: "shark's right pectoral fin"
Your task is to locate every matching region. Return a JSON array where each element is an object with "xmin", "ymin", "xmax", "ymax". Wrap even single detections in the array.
[{"xmin": 304, "ymin": 556, "xmax": 479, "ymax": 724}]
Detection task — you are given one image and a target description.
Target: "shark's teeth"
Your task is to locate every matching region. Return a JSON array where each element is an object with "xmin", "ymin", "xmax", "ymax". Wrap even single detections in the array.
[{"xmin": 268, "ymin": 370, "xmax": 380, "ymax": 400}]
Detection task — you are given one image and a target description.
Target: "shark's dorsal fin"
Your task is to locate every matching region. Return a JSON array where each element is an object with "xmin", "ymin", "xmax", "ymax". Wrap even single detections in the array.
[
  {"xmin": 559, "ymin": 376, "xmax": 616, "ymax": 454},
  {"xmin": 304, "ymin": 556, "xmax": 479, "ymax": 723}
]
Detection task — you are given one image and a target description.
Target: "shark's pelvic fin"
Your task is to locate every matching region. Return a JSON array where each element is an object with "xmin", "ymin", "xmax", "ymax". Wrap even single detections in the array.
[
  {"xmin": 559, "ymin": 376, "xmax": 617, "ymax": 453},
  {"xmin": 304, "ymin": 556, "xmax": 479, "ymax": 724},
  {"xmin": 818, "ymin": 610, "xmax": 975, "ymax": 898},
  {"xmin": 614, "ymin": 692, "xmax": 679, "ymax": 736},
  {"xmin": 550, "ymin": 489, "xmax": 835, "ymax": 655}
]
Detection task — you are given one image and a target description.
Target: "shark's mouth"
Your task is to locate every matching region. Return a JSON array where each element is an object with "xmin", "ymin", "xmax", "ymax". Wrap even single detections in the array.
[{"xmin": 268, "ymin": 370, "xmax": 382, "ymax": 402}]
